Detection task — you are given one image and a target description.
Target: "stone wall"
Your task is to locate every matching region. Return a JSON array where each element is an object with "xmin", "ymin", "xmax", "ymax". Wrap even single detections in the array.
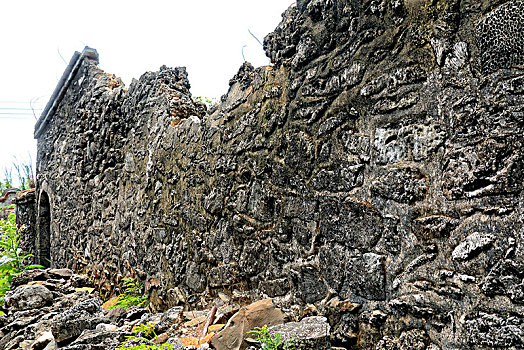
[
  {"xmin": 0, "ymin": 188, "xmax": 18, "ymax": 220},
  {"xmin": 13, "ymin": 189, "xmax": 37, "ymax": 260},
  {"xmin": 33, "ymin": 0, "xmax": 523, "ymax": 348}
]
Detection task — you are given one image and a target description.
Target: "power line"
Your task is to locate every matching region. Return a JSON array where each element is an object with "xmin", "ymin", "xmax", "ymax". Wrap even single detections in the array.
[
  {"xmin": 248, "ymin": 29, "xmax": 264, "ymax": 47},
  {"xmin": 0, "ymin": 118, "xmax": 35, "ymax": 121},
  {"xmin": 0, "ymin": 113, "xmax": 38, "ymax": 116},
  {"xmin": 0, "ymin": 101, "xmax": 46, "ymax": 104},
  {"xmin": 0, "ymin": 108, "xmax": 43, "ymax": 111}
]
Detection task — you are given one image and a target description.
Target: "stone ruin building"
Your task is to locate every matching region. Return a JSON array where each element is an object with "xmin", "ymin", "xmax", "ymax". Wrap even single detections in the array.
[
  {"xmin": 14, "ymin": 0, "xmax": 524, "ymax": 348},
  {"xmin": 0, "ymin": 189, "xmax": 18, "ymax": 220}
]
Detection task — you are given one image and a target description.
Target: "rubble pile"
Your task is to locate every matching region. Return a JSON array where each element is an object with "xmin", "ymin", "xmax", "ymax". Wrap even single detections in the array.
[{"xmin": 0, "ymin": 269, "xmax": 334, "ymax": 350}]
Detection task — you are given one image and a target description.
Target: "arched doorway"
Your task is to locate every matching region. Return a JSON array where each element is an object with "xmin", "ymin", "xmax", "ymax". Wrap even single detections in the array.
[{"xmin": 37, "ymin": 191, "xmax": 51, "ymax": 267}]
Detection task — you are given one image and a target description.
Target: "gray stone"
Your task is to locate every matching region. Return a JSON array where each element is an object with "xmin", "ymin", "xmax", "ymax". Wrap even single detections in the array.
[
  {"xmin": 465, "ymin": 312, "xmax": 524, "ymax": 348},
  {"xmin": 104, "ymin": 307, "xmax": 126, "ymax": 324},
  {"xmin": 31, "ymin": 331, "xmax": 54, "ymax": 350},
  {"xmin": 344, "ymin": 253, "xmax": 386, "ymax": 301},
  {"xmin": 165, "ymin": 338, "xmax": 185, "ymax": 349},
  {"xmin": 4, "ymin": 285, "xmax": 53, "ymax": 311},
  {"xmin": 51, "ymin": 298, "xmax": 106, "ymax": 343},
  {"xmin": 370, "ymin": 167, "xmax": 428, "ymax": 203},
  {"xmin": 47, "ymin": 268, "xmax": 73, "ymax": 279},
  {"xmin": 67, "ymin": 329, "xmax": 127, "ymax": 348},
  {"xmin": 268, "ymin": 316, "xmax": 331, "ymax": 348},
  {"xmin": 10, "ymin": 269, "xmax": 48, "ymax": 288},
  {"xmin": 452, "ymin": 232, "xmax": 494, "ymax": 261}
]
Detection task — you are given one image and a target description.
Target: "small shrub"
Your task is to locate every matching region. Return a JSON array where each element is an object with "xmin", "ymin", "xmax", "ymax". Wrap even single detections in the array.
[
  {"xmin": 0, "ymin": 209, "xmax": 43, "ymax": 305},
  {"xmin": 116, "ymin": 322, "xmax": 182, "ymax": 350},
  {"xmin": 105, "ymin": 277, "xmax": 148, "ymax": 310},
  {"xmin": 248, "ymin": 325, "xmax": 296, "ymax": 350},
  {"xmin": 0, "ymin": 178, "xmax": 13, "ymax": 193}
]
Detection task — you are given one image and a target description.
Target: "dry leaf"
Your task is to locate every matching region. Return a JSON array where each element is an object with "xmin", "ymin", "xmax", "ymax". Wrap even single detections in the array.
[
  {"xmin": 209, "ymin": 324, "xmax": 225, "ymax": 332},
  {"xmin": 199, "ymin": 332, "xmax": 215, "ymax": 345},
  {"xmin": 75, "ymin": 287, "xmax": 95, "ymax": 294},
  {"xmin": 101, "ymin": 296, "xmax": 119, "ymax": 309}
]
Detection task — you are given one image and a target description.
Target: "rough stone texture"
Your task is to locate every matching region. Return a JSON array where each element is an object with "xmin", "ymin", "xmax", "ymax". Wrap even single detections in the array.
[
  {"xmin": 4, "ymin": 285, "xmax": 53, "ymax": 311},
  {"xmin": 0, "ymin": 269, "xmax": 103, "ymax": 349},
  {"xmin": 268, "ymin": 316, "xmax": 331, "ymax": 349},
  {"xmin": 212, "ymin": 298, "xmax": 286, "ymax": 350},
  {"xmin": 477, "ymin": 1, "xmax": 524, "ymax": 72},
  {"xmin": 0, "ymin": 188, "xmax": 18, "ymax": 219},
  {"xmin": 31, "ymin": 0, "xmax": 524, "ymax": 349},
  {"xmin": 0, "ymin": 269, "xmax": 194, "ymax": 349},
  {"xmin": 51, "ymin": 298, "xmax": 108, "ymax": 343},
  {"xmin": 13, "ymin": 189, "xmax": 37, "ymax": 258}
]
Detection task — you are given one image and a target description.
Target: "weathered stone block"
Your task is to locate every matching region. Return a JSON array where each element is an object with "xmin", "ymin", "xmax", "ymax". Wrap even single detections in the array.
[{"xmin": 4, "ymin": 285, "xmax": 53, "ymax": 311}]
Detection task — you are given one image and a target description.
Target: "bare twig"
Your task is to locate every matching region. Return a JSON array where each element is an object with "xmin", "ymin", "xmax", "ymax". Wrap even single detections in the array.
[{"xmin": 201, "ymin": 306, "xmax": 218, "ymax": 339}]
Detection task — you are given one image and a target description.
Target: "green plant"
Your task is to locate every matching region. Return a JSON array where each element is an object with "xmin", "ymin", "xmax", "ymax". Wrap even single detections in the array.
[
  {"xmin": 0, "ymin": 210, "xmax": 43, "ymax": 304},
  {"xmin": 11, "ymin": 156, "xmax": 35, "ymax": 190},
  {"xmin": 116, "ymin": 322, "xmax": 181, "ymax": 350},
  {"xmin": 248, "ymin": 325, "xmax": 297, "ymax": 350},
  {"xmin": 106, "ymin": 277, "xmax": 149, "ymax": 310},
  {"xmin": 2, "ymin": 169, "xmax": 13, "ymax": 191},
  {"xmin": 1, "ymin": 156, "xmax": 35, "ymax": 191},
  {"xmin": 0, "ymin": 179, "xmax": 11, "ymax": 194}
]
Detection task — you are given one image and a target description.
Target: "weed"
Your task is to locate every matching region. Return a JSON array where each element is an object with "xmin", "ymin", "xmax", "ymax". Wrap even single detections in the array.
[
  {"xmin": 116, "ymin": 322, "xmax": 182, "ymax": 350},
  {"xmin": 1, "ymin": 156, "xmax": 35, "ymax": 191},
  {"xmin": 248, "ymin": 325, "xmax": 297, "ymax": 350},
  {"xmin": 0, "ymin": 210, "xmax": 43, "ymax": 306},
  {"xmin": 11, "ymin": 156, "xmax": 35, "ymax": 190},
  {"xmin": 105, "ymin": 277, "xmax": 149, "ymax": 310}
]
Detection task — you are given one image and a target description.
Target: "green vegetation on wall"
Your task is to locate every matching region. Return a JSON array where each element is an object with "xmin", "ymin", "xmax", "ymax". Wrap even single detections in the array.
[{"xmin": 0, "ymin": 209, "xmax": 43, "ymax": 309}]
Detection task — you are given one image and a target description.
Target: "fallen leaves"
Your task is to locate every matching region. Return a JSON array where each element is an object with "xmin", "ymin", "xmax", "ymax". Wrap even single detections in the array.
[
  {"xmin": 74, "ymin": 287, "xmax": 95, "ymax": 294},
  {"xmin": 102, "ymin": 296, "xmax": 119, "ymax": 309}
]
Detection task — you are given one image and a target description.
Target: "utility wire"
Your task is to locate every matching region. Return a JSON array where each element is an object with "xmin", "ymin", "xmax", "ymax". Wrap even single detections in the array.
[
  {"xmin": 0, "ymin": 113, "xmax": 38, "ymax": 116},
  {"xmin": 0, "ymin": 114, "xmax": 33, "ymax": 120},
  {"xmin": 248, "ymin": 29, "xmax": 264, "ymax": 47},
  {"xmin": 0, "ymin": 108, "xmax": 43, "ymax": 111},
  {"xmin": 57, "ymin": 48, "xmax": 67, "ymax": 65},
  {"xmin": 0, "ymin": 101, "xmax": 42, "ymax": 104},
  {"xmin": 0, "ymin": 100, "xmax": 45, "ymax": 105},
  {"xmin": 242, "ymin": 45, "xmax": 247, "ymax": 62}
]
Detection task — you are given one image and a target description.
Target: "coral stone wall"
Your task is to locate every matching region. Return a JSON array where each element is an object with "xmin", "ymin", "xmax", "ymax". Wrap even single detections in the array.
[
  {"xmin": 13, "ymin": 190, "xmax": 37, "ymax": 259},
  {"xmin": 0, "ymin": 189, "xmax": 18, "ymax": 219},
  {"xmin": 34, "ymin": 0, "xmax": 523, "ymax": 348}
]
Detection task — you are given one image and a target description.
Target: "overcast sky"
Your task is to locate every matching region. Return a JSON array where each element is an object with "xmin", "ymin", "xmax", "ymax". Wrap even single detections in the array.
[{"xmin": 0, "ymin": 0, "xmax": 293, "ymax": 186}]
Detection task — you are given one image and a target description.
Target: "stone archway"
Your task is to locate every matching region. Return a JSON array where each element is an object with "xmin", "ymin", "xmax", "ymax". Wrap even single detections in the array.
[{"xmin": 36, "ymin": 191, "xmax": 51, "ymax": 267}]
